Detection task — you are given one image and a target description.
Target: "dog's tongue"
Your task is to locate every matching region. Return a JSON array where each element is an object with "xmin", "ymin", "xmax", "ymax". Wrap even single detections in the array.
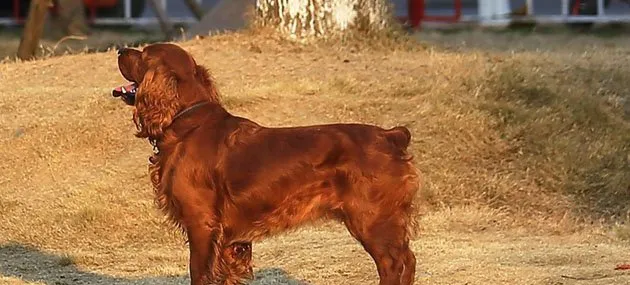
[{"xmin": 112, "ymin": 83, "xmax": 137, "ymax": 97}]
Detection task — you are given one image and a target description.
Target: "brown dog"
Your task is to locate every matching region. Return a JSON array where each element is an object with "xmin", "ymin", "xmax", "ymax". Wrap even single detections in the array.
[{"xmin": 113, "ymin": 43, "xmax": 420, "ymax": 285}]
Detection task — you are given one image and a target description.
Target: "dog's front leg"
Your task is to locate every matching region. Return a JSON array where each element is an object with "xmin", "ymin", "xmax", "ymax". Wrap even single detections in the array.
[{"xmin": 187, "ymin": 223, "xmax": 221, "ymax": 285}]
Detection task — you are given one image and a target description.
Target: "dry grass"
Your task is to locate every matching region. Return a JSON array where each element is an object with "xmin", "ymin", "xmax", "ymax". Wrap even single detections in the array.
[{"xmin": 1, "ymin": 28, "xmax": 630, "ymax": 284}]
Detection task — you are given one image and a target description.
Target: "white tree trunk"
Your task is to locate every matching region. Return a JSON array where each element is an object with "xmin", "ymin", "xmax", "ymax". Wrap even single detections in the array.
[{"xmin": 255, "ymin": 0, "xmax": 392, "ymax": 39}]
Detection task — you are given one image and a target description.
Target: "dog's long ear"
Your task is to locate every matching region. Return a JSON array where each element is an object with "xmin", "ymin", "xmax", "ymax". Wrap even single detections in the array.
[
  {"xmin": 134, "ymin": 65, "xmax": 180, "ymax": 139},
  {"xmin": 195, "ymin": 64, "xmax": 221, "ymax": 103}
]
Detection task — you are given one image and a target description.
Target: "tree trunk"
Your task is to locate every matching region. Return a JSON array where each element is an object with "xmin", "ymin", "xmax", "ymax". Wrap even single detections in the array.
[
  {"xmin": 147, "ymin": 0, "xmax": 175, "ymax": 40},
  {"xmin": 54, "ymin": 0, "xmax": 90, "ymax": 36},
  {"xmin": 182, "ymin": 0, "xmax": 206, "ymax": 20},
  {"xmin": 255, "ymin": 0, "xmax": 393, "ymax": 39},
  {"xmin": 17, "ymin": 0, "xmax": 53, "ymax": 60}
]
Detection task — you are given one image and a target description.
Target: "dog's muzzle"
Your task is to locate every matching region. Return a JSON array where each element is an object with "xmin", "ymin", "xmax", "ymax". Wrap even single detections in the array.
[{"xmin": 112, "ymin": 83, "xmax": 137, "ymax": 105}]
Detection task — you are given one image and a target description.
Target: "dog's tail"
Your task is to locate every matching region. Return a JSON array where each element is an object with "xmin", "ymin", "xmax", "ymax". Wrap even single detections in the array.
[
  {"xmin": 383, "ymin": 126, "xmax": 413, "ymax": 161},
  {"xmin": 384, "ymin": 126, "xmax": 412, "ymax": 150}
]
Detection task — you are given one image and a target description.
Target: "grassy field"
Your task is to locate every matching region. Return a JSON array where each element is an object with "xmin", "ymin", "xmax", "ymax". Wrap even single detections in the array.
[{"xmin": 1, "ymin": 26, "xmax": 630, "ymax": 285}]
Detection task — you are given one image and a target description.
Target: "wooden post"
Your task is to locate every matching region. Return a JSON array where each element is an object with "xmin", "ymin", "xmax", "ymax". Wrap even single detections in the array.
[
  {"xmin": 182, "ymin": 0, "xmax": 205, "ymax": 20},
  {"xmin": 17, "ymin": 0, "xmax": 54, "ymax": 60}
]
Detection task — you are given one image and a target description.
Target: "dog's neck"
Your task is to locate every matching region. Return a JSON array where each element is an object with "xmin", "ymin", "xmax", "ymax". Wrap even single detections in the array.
[{"xmin": 147, "ymin": 101, "xmax": 211, "ymax": 154}]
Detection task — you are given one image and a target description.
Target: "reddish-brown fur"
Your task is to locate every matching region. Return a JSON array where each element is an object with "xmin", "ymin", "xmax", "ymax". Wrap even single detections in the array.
[{"xmin": 114, "ymin": 43, "xmax": 421, "ymax": 285}]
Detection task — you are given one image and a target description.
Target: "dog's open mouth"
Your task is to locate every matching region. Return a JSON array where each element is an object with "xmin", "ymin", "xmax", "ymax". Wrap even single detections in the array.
[{"xmin": 112, "ymin": 82, "xmax": 138, "ymax": 105}]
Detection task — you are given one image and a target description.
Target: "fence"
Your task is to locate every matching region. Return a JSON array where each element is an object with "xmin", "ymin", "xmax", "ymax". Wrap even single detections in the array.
[
  {"xmin": 406, "ymin": 0, "xmax": 630, "ymax": 28},
  {"xmin": 0, "ymin": 0, "xmax": 199, "ymax": 25},
  {"xmin": 1, "ymin": 0, "xmax": 629, "ymax": 27}
]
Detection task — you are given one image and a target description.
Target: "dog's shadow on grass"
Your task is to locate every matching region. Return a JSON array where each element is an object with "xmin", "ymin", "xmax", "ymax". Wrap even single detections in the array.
[{"xmin": 0, "ymin": 243, "xmax": 308, "ymax": 285}]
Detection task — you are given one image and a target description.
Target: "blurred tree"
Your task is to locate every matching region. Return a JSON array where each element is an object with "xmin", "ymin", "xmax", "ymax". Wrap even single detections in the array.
[
  {"xmin": 18, "ymin": 0, "xmax": 53, "ymax": 60},
  {"xmin": 147, "ymin": 0, "xmax": 175, "ymax": 39},
  {"xmin": 53, "ymin": 0, "xmax": 90, "ymax": 36},
  {"xmin": 255, "ymin": 0, "xmax": 393, "ymax": 39},
  {"xmin": 183, "ymin": 0, "xmax": 205, "ymax": 20}
]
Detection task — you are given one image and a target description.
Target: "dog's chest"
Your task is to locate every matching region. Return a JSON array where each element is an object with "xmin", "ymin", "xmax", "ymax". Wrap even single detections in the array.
[{"xmin": 153, "ymin": 149, "xmax": 219, "ymax": 222}]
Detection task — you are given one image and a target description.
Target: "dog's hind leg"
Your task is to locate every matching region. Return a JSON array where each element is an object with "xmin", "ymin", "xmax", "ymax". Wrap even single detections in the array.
[{"xmin": 342, "ymin": 205, "xmax": 416, "ymax": 285}]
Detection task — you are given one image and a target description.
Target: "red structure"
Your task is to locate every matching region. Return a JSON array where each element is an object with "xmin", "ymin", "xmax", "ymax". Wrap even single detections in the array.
[
  {"xmin": 12, "ymin": 0, "xmax": 22, "ymax": 23},
  {"xmin": 9, "ymin": 0, "xmax": 125, "ymax": 24},
  {"xmin": 407, "ymin": 0, "xmax": 463, "ymax": 28}
]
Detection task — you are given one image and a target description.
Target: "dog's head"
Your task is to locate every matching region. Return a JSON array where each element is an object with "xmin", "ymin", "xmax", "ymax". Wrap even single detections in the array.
[{"xmin": 113, "ymin": 43, "xmax": 219, "ymax": 139}]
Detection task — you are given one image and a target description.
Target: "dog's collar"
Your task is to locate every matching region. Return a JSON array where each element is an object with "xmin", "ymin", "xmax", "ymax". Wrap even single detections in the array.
[
  {"xmin": 147, "ymin": 101, "xmax": 210, "ymax": 157},
  {"xmin": 172, "ymin": 101, "xmax": 210, "ymax": 122}
]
